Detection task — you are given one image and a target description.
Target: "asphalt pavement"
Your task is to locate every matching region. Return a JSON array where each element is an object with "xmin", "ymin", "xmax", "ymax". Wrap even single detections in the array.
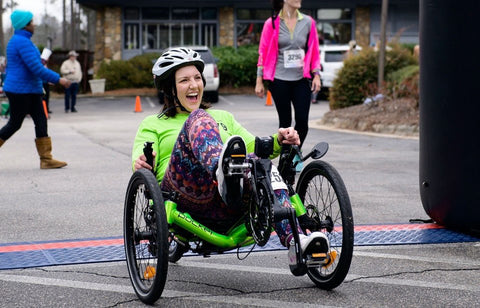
[{"xmin": 0, "ymin": 94, "xmax": 478, "ymax": 307}]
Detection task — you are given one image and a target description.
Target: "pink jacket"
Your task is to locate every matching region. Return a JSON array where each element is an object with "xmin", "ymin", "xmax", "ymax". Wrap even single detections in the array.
[{"xmin": 257, "ymin": 14, "xmax": 320, "ymax": 81}]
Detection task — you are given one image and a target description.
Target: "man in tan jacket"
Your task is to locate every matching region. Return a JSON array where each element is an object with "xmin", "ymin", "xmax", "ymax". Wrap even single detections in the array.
[{"xmin": 60, "ymin": 50, "xmax": 82, "ymax": 112}]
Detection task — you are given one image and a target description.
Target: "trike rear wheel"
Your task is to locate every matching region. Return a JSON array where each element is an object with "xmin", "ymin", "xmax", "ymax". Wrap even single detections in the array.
[
  {"xmin": 296, "ymin": 160, "xmax": 354, "ymax": 290},
  {"xmin": 124, "ymin": 169, "xmax": 169, "ymax": 304}
]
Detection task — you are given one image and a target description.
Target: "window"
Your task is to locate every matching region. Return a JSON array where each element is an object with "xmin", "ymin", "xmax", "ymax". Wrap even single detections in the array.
[
  {"xmin": 202, "ymin": 8, "xmax": 217, "ymax": 20},
  {"xmin": 236, "ymin": 23, "xmax": 263, "ymax": 46},
  {"xmin": 317, "ymin": 22, "xmax": 352, "ymax": 45},
  {"xmin": 124, "ymin": 23, "xmax": 139, "ymax": 49},
  {"xmin": 201, "ymin": 24, "xmax": 217, "ymax": 47},
  {"xmin": 124, "ymin": 8, "xmax": 139, "ymax": 20},
  {"xmin": 142, "ymin": 24, "xmax": 168, "ymax": 50},
  {"xmin": 325, "ymin": 51, "xmax": 347, "ymax": 62},
  {"xmin": 316, "ymin": 8, "xmax": 353, "ymax": 45},
  {"xmin": 142, "ymin": 8, "xmax": 169, "ymax": 20},
  {"xmin": 317, "ymin": 9, "xmax": 352, "ymax": 20},
  {"xmin": 235, "ymin": 9, "xmax": 270, "ymax": 46},
  {"xmin": 237, "ymin": 9, "xmax": 270, "ymax": 20},
  {"xmin": 172, "ymin": 8, "xmax": 199, "ymax": 20},
  {"xmin": 123, "ymin": 7, "xmax": 218, "ymax": 52}
]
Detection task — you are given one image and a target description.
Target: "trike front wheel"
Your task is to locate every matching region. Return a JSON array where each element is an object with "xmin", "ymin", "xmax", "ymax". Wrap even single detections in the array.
[
  {"xmin": 124, "ymin": 169, "xmax": 169, "ymax": 304},
  {"xmin": 296, "ymin": 160, "xmax": 354, "ymax": 290}
]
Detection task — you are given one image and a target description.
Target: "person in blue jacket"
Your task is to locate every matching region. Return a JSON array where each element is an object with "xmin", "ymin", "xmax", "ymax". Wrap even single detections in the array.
[{"xmin": 0, "ymin": 10, "xmax": 72, "ymax": 169}]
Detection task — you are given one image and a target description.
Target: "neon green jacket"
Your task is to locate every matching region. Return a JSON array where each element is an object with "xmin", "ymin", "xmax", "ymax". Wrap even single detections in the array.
[{"xmin": 132, "ymin": 109, "xmax": 282, "ymax": 183}]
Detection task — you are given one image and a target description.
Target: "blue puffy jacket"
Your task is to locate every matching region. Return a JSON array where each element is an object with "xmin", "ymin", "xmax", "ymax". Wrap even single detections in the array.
[{"xmin": 3, "ymin": 30, "xmax": 60, "ymax": 94}]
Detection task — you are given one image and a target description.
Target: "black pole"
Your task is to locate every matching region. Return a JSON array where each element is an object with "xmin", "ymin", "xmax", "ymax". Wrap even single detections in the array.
[{"xmin": 419, "ymin": 0, "xmax": 480, "ymax": 230}]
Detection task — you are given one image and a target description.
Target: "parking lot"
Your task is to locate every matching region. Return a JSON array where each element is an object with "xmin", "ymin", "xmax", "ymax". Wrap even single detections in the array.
[{"xmin": 0, "ymin": 94, "xmax": 479, "ymax": 307}]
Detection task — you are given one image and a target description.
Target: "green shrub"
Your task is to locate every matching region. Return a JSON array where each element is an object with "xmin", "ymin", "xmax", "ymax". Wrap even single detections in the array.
[
  {"xmin": 96, "ymin": 53, "xmax": 160, "ymax": 90},
  {"xmin": 329, "ymin": 43, "xmax": 418, "ymax": 109},
  {"xmin": 128, "ymin": 53, "xmax": 161, "ymax": 87},
  {"xmin": 212, "ymin": 45, "xmax": 258, "ymax": 88},
  {"xmin": 399, "ymin": 43, "xmax": 417, "ymax": 54},
  {"xmin": 387, "ymin": 65, "xmax": 419, "ymax": 106},
  {"xmin": 387, "ymin": 65, "xmax": 419, "ymax": 84},
  {"xmin": 97, "ymin": 60, "xmax": 136, "ymax": 90}
]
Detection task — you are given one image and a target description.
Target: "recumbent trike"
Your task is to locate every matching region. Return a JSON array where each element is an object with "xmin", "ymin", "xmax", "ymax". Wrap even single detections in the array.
[{"xmin": 123, "ymin": 137, "xmax": 354, "ymax": 304}]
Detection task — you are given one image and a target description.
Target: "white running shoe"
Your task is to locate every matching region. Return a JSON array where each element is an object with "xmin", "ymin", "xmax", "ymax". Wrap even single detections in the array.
[
  {"xmin": 215, "ymin": 135, "xmax": 247, "ymax": 205},
  {"xmin": 288, "ymin": 232, "xmax": 330, "ymax": 269}
]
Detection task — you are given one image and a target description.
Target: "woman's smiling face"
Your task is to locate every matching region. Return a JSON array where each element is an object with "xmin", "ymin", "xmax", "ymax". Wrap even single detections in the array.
[{"xmin": 175, "ymin": 65, "xmax": 204, "ymax": 112}]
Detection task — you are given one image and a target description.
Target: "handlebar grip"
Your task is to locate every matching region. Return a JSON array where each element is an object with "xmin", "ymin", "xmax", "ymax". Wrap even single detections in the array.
[{"xmin": 143, "ymin": 142, "xmax": 154, "ymax": 172}]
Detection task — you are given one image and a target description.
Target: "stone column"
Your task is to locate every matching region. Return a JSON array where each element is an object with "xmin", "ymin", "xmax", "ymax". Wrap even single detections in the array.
[
  {"xmin": 93, "ymin": 9, "xmax": 105, "ymax": 73},
  {"xmin": 355, "ymin": 7, "xmax": 370, "ymax": 48},
  {"xmin": 93, "ymin": 7, "xmax": 122, "ymax": 74},
  {"xmin": 219, "ymin": 7, "xmax": 234, "ymax": 47}
]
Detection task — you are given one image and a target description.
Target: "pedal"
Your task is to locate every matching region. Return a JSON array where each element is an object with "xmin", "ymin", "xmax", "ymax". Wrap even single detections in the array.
[
  {"xmin": 305, "ymin": 252, "xmax": 328, "ymax": 267},
  {"xmin": 225, "ymin": 156, "xmax": 249, "ymax": 176},
  {"xmin": 302, "ymin": 233, "xmax": 330, "ymax": 268}
]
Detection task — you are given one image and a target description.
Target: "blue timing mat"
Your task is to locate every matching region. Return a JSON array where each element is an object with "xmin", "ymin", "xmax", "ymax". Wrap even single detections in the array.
[{"xmin": 0, "ymin": 223, "xmax": 478, "ymax": 270}]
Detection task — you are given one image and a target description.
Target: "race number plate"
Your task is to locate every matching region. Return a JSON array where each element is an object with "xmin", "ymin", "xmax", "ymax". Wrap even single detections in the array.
[
  {"xmin": 270, "ymin": 165, "xmax": 288, "ymax": 190},
  {"xmin": 284, "ymin": 49, "xmax": 305, "ymax": 68}
]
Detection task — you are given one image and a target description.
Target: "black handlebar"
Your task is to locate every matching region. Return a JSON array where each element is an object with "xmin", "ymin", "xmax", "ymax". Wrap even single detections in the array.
[{"xmin": 143, "ymin": 142, "xmax": 154, "ymax": 173}]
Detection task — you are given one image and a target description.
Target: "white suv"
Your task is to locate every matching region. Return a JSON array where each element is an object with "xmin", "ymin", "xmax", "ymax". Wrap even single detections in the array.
[
  {"xmin": 320, "ymin": 44, "xmax": 362, "ymax": 89},
  {"xmin": 190, "ymin": 46, "xmax": 220, "ymax": 103}
]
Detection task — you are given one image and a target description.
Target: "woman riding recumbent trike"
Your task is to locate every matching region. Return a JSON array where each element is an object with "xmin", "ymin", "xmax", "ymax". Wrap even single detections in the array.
[{"xmin": 124, "ymin": 137, "xmax": 354, "ymax": 305}]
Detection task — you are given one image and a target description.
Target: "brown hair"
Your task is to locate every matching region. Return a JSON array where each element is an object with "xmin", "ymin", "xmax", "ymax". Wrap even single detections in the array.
[
  {"xmin": 271, "ymin": 0, "xmax": 284, "ymax": 28},
  {"xmin": 271, "ymin": 0, "xmax": 284, "ymax": 13}
]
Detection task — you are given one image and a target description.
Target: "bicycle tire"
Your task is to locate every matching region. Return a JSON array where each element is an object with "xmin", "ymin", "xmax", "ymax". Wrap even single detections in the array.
[
  {"xmin": 124, "ymin": 169, "xmax": 169, "ymax": 304},
  {"xmin": 296, "ymin": 160, "xmax": 354, "ymax": 290}
]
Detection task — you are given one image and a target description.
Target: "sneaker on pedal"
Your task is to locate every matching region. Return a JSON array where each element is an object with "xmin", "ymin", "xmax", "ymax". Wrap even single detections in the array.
[
  {"xmin": 293, "ymin": 153, "xmax": 303, "ymax": 173},
  {"xmin": 216, "ymin": 135, "xmax": 247, "ymax": 206},
  {"xmin": 288, "ymin": 232, "xmax": 330, "ymax": 271}
]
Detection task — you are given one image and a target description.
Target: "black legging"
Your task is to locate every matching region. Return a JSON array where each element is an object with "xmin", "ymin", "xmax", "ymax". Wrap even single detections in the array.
[
  {"xmin": 269, "ymin": 78, "xmax": 311, "ymax": 148},
  {"xmin": 0, "ymin": 92, "xmax": 47, "ymax": 140}
]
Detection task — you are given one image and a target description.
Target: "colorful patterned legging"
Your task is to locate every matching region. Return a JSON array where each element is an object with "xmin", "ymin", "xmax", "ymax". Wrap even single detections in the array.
[{"xmin": 160, "ymin": 109, "xmax": 300, "ymax": 246}]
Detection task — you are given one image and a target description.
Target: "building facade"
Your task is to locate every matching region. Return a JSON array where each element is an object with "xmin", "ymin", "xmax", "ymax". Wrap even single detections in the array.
[{"xmin": 76, "ymin": 0, "xmax": 419, "ymax": 72}]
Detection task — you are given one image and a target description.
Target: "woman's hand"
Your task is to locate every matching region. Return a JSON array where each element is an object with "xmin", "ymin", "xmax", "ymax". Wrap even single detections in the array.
[
  {"xmin": 311, "ymin": 74, "xmax": 321, "ymax": 94},
  {"xmin": 134, "ymin": 152, "xmax": 157, "ymax": 171},
  {"xmin": 277, "ymin": 127, "xmax": 300, "ymax": 145},
  {"xmin": 255, "ymin": 76, "xmax": 265, "ymax": 98},
  {"xmin": 59, "ymin": 77, "xmax": 72, "ymax": 89}
]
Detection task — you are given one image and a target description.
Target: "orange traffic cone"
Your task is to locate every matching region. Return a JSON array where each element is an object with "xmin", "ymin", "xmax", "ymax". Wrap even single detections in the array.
[
  {"xmin": 265, "ymin": 90, "xmax": 273, "ymax": 106},
  {"xmin": 134, "ymin": 96, "xmax": 142, "ymax": 112},
  {"xmin": 42, "ymin": 100, "xmax": 49, "ymax": 119}
]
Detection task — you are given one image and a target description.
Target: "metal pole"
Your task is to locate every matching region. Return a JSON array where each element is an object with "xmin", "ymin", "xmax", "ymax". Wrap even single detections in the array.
[
  {"xmin": 378, "ymin": 0, "xmax": 389, "ymax": 89},
  {"xmin": 63, "ymin": 0, "xmax": 66, "ymax": 49}
]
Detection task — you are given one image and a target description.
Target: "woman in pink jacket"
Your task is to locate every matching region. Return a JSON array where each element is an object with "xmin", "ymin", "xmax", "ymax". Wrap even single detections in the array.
[{"xmin": 255, "ymin": 0, "xmax": 321, "ymax": 155}]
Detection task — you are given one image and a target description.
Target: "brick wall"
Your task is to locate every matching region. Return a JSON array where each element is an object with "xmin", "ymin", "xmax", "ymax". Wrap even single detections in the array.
[
  {"xmin": 94, "ymin": 7, "xmax": 122, "ymax": 73},
  {"xmin": 219, "ymin": 7, "xmax": 234, "ymax": 47},
  {"xmin": 355, "ymin": 7, "xmax": 370, "ymax": 48}
]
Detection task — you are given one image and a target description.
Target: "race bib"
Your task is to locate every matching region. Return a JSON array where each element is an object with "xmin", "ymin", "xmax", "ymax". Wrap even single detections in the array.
[
  {"xmin": 284, "ymin": 49, "xmax": 305, "ymax": 68},
  {"xmin": 270, "ymin": 165, "xmax": 288, "ymax": 191}
]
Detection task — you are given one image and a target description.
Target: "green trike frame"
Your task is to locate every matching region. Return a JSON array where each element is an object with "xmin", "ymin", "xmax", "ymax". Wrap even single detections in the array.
[{"xmin": 124, "ymin": 142, "xmax": 354, "ymax": 304}]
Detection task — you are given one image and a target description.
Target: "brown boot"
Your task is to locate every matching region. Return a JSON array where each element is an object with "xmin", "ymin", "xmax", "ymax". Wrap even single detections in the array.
[
  {"xmin": 35, "ymin": 137, "xmax": 67, "ymax": 169},
  {"xmin": 0, "ymin": 139, "xmax": 4, "ymax": 148}
]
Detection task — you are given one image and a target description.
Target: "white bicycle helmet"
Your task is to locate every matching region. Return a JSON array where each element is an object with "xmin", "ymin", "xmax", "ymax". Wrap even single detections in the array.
[{"xmin": 152, "ymin": 47, "xmax": 205, "ymax": 82}]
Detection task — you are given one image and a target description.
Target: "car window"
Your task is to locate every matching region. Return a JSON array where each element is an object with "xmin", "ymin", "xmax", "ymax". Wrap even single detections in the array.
[
  {"xmin": 195, "ymin": 50, "xmax": 214, "ymax": 63},
  {"xmin": 325, "ymin": 51, "xmax": 346, "ymax": 62}
]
